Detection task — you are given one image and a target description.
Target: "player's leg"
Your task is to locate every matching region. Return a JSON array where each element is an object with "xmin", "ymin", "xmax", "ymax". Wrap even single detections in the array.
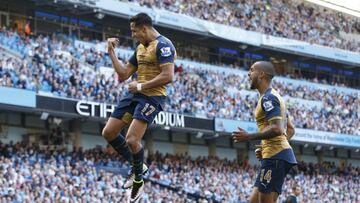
[
  {"xmin": 127, "ymin": 99, "xmax": 162, "ymax": 202},
  {"xmin": 249, "ymin": 187, "xmax": 260, "ymax": 203},
  {"xmin": 102, "ymin": 117, "xmax": 132, "ymax": 163},
  {"xmin": 121, "ymin": 119, "xmax": 148, "ymax": 190},
  {"xmin": 126, "ymin": 118, "xmax": 148, "ymax": 175},
  {"xmin": 102, "ymin": 100, "xmax": 135, "ymax": 164},
  {"xmin": 126, "ymin": 118, "xmax": 148, "ymax": 202},
  {"xmin": 272, "ymin": 192, "xmax": 279, "ymax": 203},
  {"xmin": 250, "ymin": 187, "xmax": 278, "ymax": 203},
  {"xmin": 126, "ymin": 119, "xmax": 147, "ymax": 153},
  {"xmin": 102, "ymin": 101, "xmax": 149, "ymax": 190},
  {"xmin": 258, "ymin": 192, "xmax": 278, "ymax": 203}
]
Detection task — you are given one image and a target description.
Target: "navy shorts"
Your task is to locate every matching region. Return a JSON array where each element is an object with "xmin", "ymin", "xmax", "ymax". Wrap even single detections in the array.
[
  {"xmin": 111, "ymin": 93, "xmax": 166, "ymax": 125},
  {"xmin": 254, "ymin": 159, "xmax": 294, "ymax": 194}
]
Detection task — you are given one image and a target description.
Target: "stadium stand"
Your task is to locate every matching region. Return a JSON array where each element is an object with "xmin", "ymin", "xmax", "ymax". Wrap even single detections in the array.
[
  {"xmin": 131, "ymin": 0, "xmax": 360, "ymax": 53},
  {"xmin": 1, "ymin": 0, "xmax": 360, "ymax": 201},
  {"xmin": 0, "ymin": 141, "xmax": 359, "ymax": 202},
  {"xmin": 0, "ymin": 29, "xmax": 359, "ymax": 135}
]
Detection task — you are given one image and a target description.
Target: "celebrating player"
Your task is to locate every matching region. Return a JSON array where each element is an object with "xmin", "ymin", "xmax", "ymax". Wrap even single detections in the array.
[
  {"xmin": 102, "ymin": 13, "xmax": 176, "ymax": 202},
  {"xmin": 232, "ymin": 61, "xmax": 297, "ymax": 203}
]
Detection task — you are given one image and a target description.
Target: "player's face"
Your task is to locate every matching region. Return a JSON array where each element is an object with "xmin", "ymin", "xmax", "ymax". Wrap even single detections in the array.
[
  {"xmin": 130, "ymin": 22, "xmax": 147, "ymax": 44},
  {"xmin": 248, "ymin": 65, "xmax": 259, "ymax": 89}
]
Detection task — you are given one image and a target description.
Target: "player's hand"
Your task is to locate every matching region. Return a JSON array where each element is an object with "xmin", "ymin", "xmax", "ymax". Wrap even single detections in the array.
[
  {"xmin": 232, "ymin": 127, "xmax": 251, "ymax": 143},
  {"xmin": 107, "ymin": 38, "xmax": 119, "ymax": 53},
  {"xmin": 255, "ymin": 144, "xmax": 262, "ymax": 160},
  {"xmin": 128, "ymin": 81, "xmax": 138, "ymax": 93},
  {"xmin": 286, "ymin": 114, "xmax": 295, "ymax": 140}
]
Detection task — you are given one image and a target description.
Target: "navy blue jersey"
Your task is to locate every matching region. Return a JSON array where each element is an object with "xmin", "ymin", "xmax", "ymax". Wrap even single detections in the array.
[{"xmin": 255, "ymin": 88, "xmax": 297, "ymax": 164}]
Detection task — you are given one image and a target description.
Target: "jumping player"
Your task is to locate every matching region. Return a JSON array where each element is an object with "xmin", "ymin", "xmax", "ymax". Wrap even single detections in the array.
[{"xmin": 102, "ymin": 13, "xmax": 176, "ymax": 202}]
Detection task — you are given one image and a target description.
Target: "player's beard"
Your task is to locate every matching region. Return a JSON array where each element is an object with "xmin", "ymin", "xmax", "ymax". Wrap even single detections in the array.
[{"xmin": 250, "ymin": 77, "xmax": 258, "ymax": 89}]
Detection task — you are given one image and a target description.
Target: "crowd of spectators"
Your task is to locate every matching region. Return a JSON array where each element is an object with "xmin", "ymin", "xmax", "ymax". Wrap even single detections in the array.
[
  {"xmin": 168, "ymin": 66, "xmax": 360, "ymax": 135},
  {"xmin": 0, "ymin": 141, "xmax": 359, "ymax": 202},
  {"xmin": 0, "ymin": 141, "xmax": 190, "ymax": 203},
  {"xmin": 0, "ymin": 28, "xmax": 359, "ymax": 135},
  {"xmin": 0, "ymin": 28, "xmax": 128, "ymax": 103},
  {"xmin": 131, "ymin": 0, "xmax": 360, "ymax": 53}
]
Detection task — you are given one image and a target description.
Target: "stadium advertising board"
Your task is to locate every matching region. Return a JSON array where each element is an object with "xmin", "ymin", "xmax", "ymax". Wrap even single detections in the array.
[
  {"xmin": 153, "ymin": 112, "xmax": 184, "ymax": 128},
  {"xmin": 76, "ymin": 100, "xmax": 115, "ymax": 118},
  {"xmin": 36, "ymin": 96, "xmax": 213, "ymax": 130},
  {"xmin": 294, "ymin": 128, "xmax": 360, "ymax": 148},
  {"xmin": 215, "ymin": 118, "xmax": 360, "ymax": 147},
  {"xmin": 77, "ymin": 100, "xmax": 186, "ymax": 128}
]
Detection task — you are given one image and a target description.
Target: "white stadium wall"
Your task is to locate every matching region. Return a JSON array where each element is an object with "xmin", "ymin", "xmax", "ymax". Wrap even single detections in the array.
[
  {"xmin": 188, "ymin": 145, "xmax": 209, "ymax": 158},
  {"xmin": 0, "ymin": 126, "xmax": 26, "ymax": 144},
  {"xmin": 25, "ymin": 115, "xmax": 46, "ymax": 128},
  {"xmin": 81, "ymin": 121, "xmax": 101, "ymax": 134},
  {"xmin": 216, "ymin": 147, "xmax": 237, "ymax": 161},
  {"xmin": 322, "ymin": 157, "xmax": 341, "ymax": 165},
  {"xmin": 248, "ymin": 150, "xmax": 260, "ymax": 166},
  {"xmin": 0, "ymin": 122, "xmax": 48, "ymax": 145},
  {"xmin": 81, "ymin": 133, "xmax": 107, "ymax": 150},
  {"xmin": 298, "ymin": 155, "xmax": 318, "ymax": 163},
  {"xmin": 348, "ymin": 159, "xmax": 360, "ymax": 167},
  {"xmin": 153, "ymin": 141, "xmax": 174, "ymax": 155}
]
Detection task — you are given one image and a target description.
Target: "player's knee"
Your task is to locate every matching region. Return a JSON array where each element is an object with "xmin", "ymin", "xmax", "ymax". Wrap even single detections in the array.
[
  {"xmin": 102, "ymin": 127, "xmax": 117, "ymax": 141},
  {"xmin": 126, "ymin": 136, "xmax": 140, "ymax": 150}
]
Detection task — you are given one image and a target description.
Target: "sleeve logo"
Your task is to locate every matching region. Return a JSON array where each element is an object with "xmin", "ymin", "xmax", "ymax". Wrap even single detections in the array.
[
  {"xmin": 160, "ymin": 47, "xmax": 171, "ymax": 57},
  {"xmin": 263, "ymin": 100, "xmax": 274, "ymax": 112}
]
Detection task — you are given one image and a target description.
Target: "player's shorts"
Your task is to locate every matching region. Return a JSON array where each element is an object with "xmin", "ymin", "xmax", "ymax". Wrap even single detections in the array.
[
  {"xmin": 254, "ymin": 159, "xmax": 295, "ymax": 194},
  {"xmin": 111, "ymin": 93, "xmax": 166, "ymax": 125}
]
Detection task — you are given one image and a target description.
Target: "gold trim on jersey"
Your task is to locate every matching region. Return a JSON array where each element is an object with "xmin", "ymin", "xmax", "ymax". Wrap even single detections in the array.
[
  {"xmin": 159, "ymin": 62, "xmax": 174, "ymax": 67},
  {"xmin": 268, "ymin": 116, "xmax": 282, "ymax": 122}
]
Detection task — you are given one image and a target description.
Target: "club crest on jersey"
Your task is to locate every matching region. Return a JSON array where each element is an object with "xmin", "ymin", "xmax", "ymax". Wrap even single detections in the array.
[
  {"xmin": 160, "ymin": 47, "xmax": 171, "ymax": 57},
  {"xmin": 263, "ymin": 100, "xmax": 274, "ymax": 112}
]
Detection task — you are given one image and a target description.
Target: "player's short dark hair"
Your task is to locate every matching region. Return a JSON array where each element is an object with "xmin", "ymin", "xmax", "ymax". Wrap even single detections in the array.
[
  {"xmin": 130, "ymin": 13, "xmax": 153, "ymax": 27},
  {"xmin": 255, "ymin": 61, "xmax": 276, "ymax": 81}
]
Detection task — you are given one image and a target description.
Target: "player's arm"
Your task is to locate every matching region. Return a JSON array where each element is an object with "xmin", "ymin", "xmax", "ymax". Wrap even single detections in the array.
[
  {"xmin": 141, "ymin": 63, "xmax": 174, "ymax": 90},
  {"xmin": 107, "ymin": 38, "xmax": 137, "ymax": 81},
  {"xmin": 246, "ymin": 119, "xmax": 284, "ymax": 141},
  {"xmin": 233, "ymin": 94, "xmax": 284, "ymax": 142},
  {"xmin": 253, "ymin": 116, "xmax": 293, "ymax": 159},
  {"xmin": 286, "ymin": 115, "xmax": 295, "ymax": 140}
]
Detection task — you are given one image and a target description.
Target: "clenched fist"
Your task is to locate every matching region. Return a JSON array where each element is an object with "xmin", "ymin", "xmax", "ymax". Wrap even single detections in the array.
[{"xmin": 107, "ymin": 38, "xmax": 119, "ymax": 53}]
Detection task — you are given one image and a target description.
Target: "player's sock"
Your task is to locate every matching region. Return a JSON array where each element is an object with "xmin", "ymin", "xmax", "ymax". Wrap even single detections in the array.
[
  {"xmin": 132, "ymin": 147, "xmax": 144, "ymax": 182},
  {"xmin": 109, "ymin": 134, "xmax": 132, "ymax": 163}
]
